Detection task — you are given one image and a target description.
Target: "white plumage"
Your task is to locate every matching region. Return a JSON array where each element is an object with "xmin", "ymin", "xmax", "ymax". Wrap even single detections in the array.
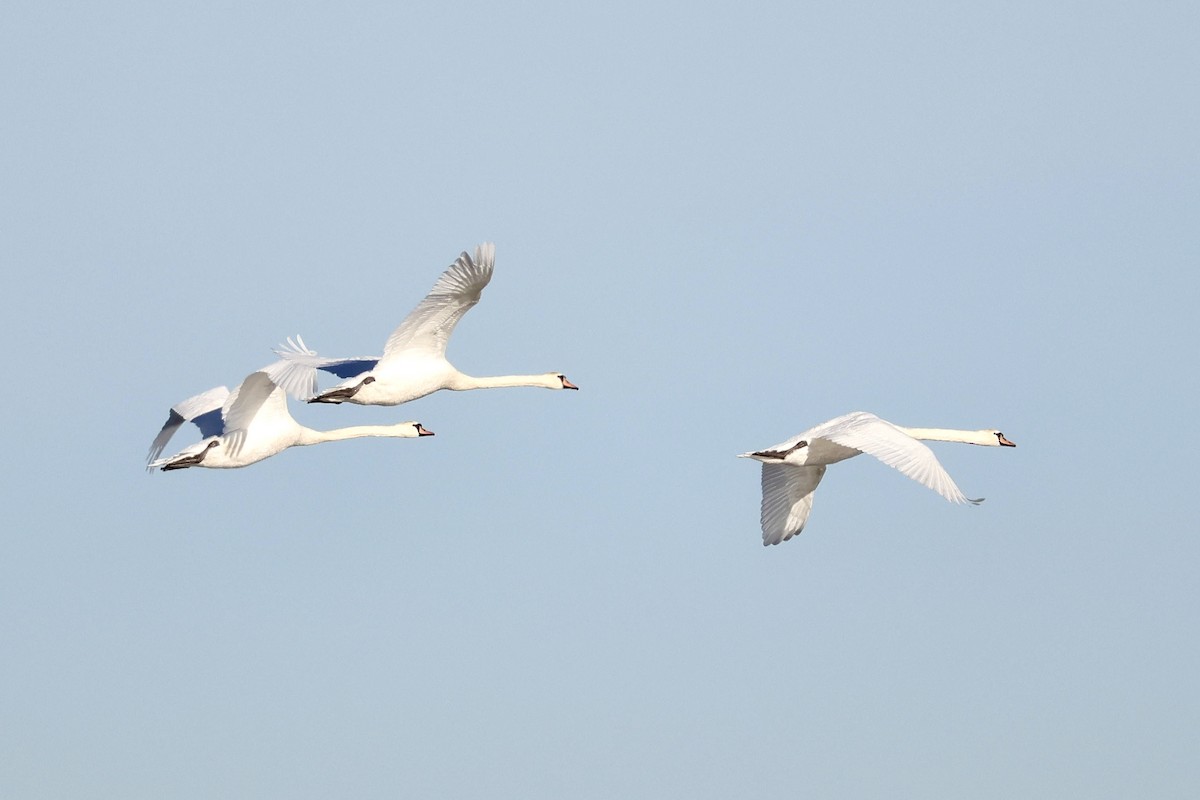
[
  {"xmin": 275, "ymin": 243, "xmax": 578, "ymax": 407},
  {"xmin": 740, "ymin": 412, "xmax": 1015, "ymax": 545},
  {"xmin": 148, "ymin": 369, "xmax": 433, "ymax": 472}
]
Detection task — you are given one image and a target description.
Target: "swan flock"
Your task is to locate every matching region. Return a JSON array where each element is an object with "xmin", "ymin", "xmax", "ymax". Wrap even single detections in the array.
[
  {"xmin": 147, "ymin": 243, "xmax": 575, "ymax": 472},
  {"xmin": 149, "ymin": 242, "xmax": 1015, "ymax": 545}
]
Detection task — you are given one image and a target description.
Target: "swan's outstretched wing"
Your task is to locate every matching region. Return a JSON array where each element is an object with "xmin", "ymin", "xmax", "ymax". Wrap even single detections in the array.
[
  {"xmin": 760, "ymin": 464, "xmax": 827, "ymax": 545},
  {"xmin": 379, "ymin": 243, "xmax": 495, "ymax": 363},
  {"xmin": 147, "ymin": 385, "xmax": 229, "ymax": 465},
  {"xmin": 269, "ymin": 335, "xmax": 379, "ymax": 396},
  {"xmin": 814, "ymin": 412, "xmax": 979, "ymax": 504}
]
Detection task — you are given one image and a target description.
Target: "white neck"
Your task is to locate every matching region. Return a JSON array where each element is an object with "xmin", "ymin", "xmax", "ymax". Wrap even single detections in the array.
[
  {"xmin": 451, "ymin": 373, "xmax": 560, "ymax": 390},
  {"xmin": 297, "ymin": 424, "xmax": 416, "ymax": 446},
  {"xmin": 895, "ymin": 426, "xmax": 998, "ymax": 446}
]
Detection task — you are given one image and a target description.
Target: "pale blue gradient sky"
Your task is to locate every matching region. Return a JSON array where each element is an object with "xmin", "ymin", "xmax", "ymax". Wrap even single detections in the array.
[{"xmin": 2, "ymin": 2, "xmax": 1197, "ymax": 798}]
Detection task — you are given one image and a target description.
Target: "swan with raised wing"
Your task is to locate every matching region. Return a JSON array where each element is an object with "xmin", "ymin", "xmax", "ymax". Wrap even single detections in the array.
[
  {"xmin": 275, "ymin": 243, "xmax": 578, "ymax": 406},
  {"xmin": 148, "ymin": 370, "xmax": 433, "ymax": 472},
  {"xmin": 739, "ymin": 411, "xmax": 1015, "ymax": 545}
]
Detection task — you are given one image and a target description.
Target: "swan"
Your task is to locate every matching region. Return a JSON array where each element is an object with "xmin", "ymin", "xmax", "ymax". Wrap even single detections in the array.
[
  {"xmin": 739, "ymin": 411, "xmax": 1015, "ymax": 545},
  {"xmin": 274, "ymin": 243, "xmax": 578, "ymax": 406},
  {"xmin": 147, "ymin": 369, "xmax": 433, "ymax": 471}
]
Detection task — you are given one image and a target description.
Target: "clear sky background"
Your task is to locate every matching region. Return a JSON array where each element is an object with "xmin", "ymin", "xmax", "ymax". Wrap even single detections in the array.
[{"xmin": 2, "ymin": 2, "xmax": 1197, "ymax": 798}]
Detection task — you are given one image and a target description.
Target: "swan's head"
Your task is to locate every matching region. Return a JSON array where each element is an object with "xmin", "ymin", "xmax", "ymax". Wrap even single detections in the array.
[
  {"xmin": 553, "ymin": 373, "xmax": 578, "ymax": 390},
  {"xmin": 395, "ymin": 421, "xmax": 435, "ymax": 438},
  {"xmin": 986, "ymin": 430, "xmax": 1016, "ymax": 447}
]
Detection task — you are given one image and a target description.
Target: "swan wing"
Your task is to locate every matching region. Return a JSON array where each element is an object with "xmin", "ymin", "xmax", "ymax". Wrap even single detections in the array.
[
  {"xmin": 269, "ymin": 335, "xmax": 379, "ymax": 396},
  {"xmin": 222, "ymin": 371, "xmax": 289, "ymax": 457},
  {"xmin": 312, "ymin": 358, "xmax": 379, "ymax": 379},
  {"xmin": 759, "ymin": 464, "xmax": 826, "ymax": 545},
  {"xmin": 379, "ymin": 243, "xmax": 495, "ymax": 362},
  {"xmin": 816, "ymin": 412, "xmax": 975, "ymax": 504},
  {"xmin": 146, "ymin": 385, "xmax": 229, "ymax": 465}
]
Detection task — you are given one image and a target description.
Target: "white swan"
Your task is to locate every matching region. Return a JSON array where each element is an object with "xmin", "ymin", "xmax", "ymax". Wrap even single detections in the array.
[
  {"xmin": 739, "ymin": 411, "xmax": 1015, "ymax": 545},
  {"xmin": 148, "ymin": 370, "xmax": 433, "ymax": 471},
  {"xmin": 275, "ymin": 243, "xmax": 578, "ymax": 406}
]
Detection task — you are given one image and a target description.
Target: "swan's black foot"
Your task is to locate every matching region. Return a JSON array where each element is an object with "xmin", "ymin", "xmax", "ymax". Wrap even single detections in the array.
[
  {"xmin": 308, "ymin": 389, "xmax": 351, "ymax": 404},
  {"xmin": 753, "ymin": 440, "xmax": 807, "ymax": 460},
  {"xmin": 309, "ymin": 376, "xmax": 374, "ymax": 404},
  {"xmin": 159, "ymin": 439, "xmax": 219, "ymax": 470},
  {"xmin": 160, "ymin": 452, "xmax": 204, "ymax": 470}
]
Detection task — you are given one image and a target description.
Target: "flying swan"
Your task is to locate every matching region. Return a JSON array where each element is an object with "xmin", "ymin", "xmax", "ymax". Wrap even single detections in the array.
[
  {"xmin": 739, "ymin": 411, "xmax": 1015, "ymax": 545},
  {"xmin": 275, "ymin": 243, "xmax": 578, "ymax": 406},
  {"xmin": 147, "ymin": 369, "xmax": 433, "ymax": 471}
]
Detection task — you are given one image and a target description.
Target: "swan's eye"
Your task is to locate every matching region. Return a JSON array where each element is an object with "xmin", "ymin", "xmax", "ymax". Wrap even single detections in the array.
[{"xmin": 208, "ymin": 440, "xmax": 220, "ymax": 449}]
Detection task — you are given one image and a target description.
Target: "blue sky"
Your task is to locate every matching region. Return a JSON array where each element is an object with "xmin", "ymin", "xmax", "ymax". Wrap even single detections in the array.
[{"xmin": 2, "ymin": 2, "xmax": 1197, "ymax": 797}]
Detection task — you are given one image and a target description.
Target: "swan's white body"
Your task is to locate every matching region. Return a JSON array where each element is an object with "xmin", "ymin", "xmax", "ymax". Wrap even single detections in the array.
[
  {"xmin": 739, "ymin": 411, "xmax": 1015, "ymax": 545},
  {"xmin": 148, "ymin": 370, "xmax": 433, "ymax": 471},
  {"xmin": 276, "ymin": 243, "xmax": 578, "ymax": 406}
]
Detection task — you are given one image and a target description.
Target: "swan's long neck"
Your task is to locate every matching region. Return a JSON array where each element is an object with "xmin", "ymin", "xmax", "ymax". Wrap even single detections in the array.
[
  {"xmin": 895, "ymin": 426, "xmax": 997, "ymax": 446},
  {"xmin": 451, "ymin": 373, "xmax": 559, "ymax": 390},
  {"xmin": 296, "ymin": 424, "xmax": 415, "ymax": 446}
]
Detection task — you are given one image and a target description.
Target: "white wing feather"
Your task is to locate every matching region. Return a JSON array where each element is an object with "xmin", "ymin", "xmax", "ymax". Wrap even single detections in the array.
[
  {"xmin": 146, "ymin": 385, "xmax": 229, "ymax": 465},
  {"xmin": 268, "ymin": 335, "xmax": 379, "ymax": 396},
  {"xmin": 379, "ymin": 243, "xmax": 495, "ymax": 362},
  {"xmin": 221, "ymin": 371, "xmax": 287, "ymax": 457},
  {"xmin": 262, "ymin": 337, "xmax": 323, "ymax": 400},
  {"xmin": 760, "ymin": 464, "xmax": 826, "ymax": 546},
  {"xmin": 814, "ymin": 412, "xmax": 977, "ymax": 504}
]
